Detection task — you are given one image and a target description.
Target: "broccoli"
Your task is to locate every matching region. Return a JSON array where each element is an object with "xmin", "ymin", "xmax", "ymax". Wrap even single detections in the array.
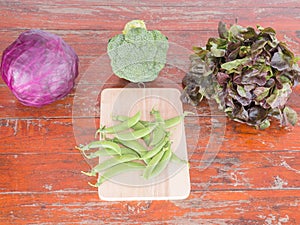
[{"xmin": 107, "ymin": 20, "xmax": 169, "ymax": 83}]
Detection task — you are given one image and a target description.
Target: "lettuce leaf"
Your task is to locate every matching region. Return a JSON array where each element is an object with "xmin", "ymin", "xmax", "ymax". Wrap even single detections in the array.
[{"xmin": 182, "ymin": 21, "xmax": 300, "ymax": 129}]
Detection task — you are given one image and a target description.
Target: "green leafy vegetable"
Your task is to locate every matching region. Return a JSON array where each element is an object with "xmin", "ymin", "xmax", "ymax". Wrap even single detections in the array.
[
  {"xmin": 182, "ymin": 22, "xmax": 300, "ymax": 129},
  {"xmin": 107, "ymin": 20, "xmax": 169, "ymax": 83}
]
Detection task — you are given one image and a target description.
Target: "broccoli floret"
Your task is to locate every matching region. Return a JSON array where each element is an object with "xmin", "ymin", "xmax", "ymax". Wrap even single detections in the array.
[{"xmin": 107, "ymin": 20, "xmax": 169, "ymax": 83}]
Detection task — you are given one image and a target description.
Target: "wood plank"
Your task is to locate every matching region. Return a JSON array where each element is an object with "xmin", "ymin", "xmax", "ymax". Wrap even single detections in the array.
[
  {"xmin": 1, "ymin": 1, "xmax": 299, "ymax": 225},
  {"xmin": 2, "ymin": 113, "xmax": 300, "ymax": 154},
  {"xmin": 1, "ymin": 53, "xmax": 300, "ymax": 119},
  {"xmin": 4, "ymin": 0, "xmax": 300, "ymax": 8},
  {"xmin": 0, "ymin": 152, "xmax": 91, "ymax": 193},
  {"xmin": 0, "ymin": 30, "xmax": 299, "ymax": 59},
  {"xmin": 0, "ymin": 86, "xmax": 77, "ymax": 119},
  {"xmin": 0, "ymin": 117, "xmax": 204, "ymax": 154},
  {"xmin": 0, "ymin": 49, "xmax": 192, "ymax": 118},
  {"xmin": 0, "ymin": 118, "xmax": 100, "ymax": 154},
  {"xmin": 0, "ymin": 74, "xmax": 188, "ymax": 119},
  {"xmin": 190, "ymin": 150, "xmax": 300, "ymax": 190},
  {"xmin": 0, "ymin": 190, "xmax": 299, "ymax": 224},
  {"xmin": 0, "ymin": 30, "xmax": 298, "ymax": 109},
  {"xmin": 0, "ymin": 141, "xmax": 299, "ymax": 192},
  {"xmin": 189, "ymin": 115, "xmax": 300, "ymax": 152},
  {"xmin": 0, "ymin": 29, "xmax": 298, "ymax": 93},
  {"xmin": 1, "ymin": 98, "xmax": 300, "ymax": 153},
  {"xmin": 0, "ymin": 4, "xmax": 300, "ymax": 31}
]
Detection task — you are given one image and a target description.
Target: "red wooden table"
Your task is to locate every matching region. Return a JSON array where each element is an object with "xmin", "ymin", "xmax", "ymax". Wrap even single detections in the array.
[{"xmin": 1, "ymin": 1, "xmax": 300, "ymax": 224}]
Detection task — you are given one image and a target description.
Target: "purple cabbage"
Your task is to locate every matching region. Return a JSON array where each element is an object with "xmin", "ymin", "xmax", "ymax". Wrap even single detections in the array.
[{"xmin": 1, "ymin": 29, "xmax": 78, "ymax": 107}]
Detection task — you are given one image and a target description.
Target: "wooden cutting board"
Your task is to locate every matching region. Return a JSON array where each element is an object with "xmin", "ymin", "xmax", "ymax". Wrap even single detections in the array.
[{"xmin": 99, "ymin": 88, "xmax": 190, "ymax": 201}]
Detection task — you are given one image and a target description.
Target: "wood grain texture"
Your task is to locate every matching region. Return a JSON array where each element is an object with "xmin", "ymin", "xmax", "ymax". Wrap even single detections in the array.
[
  {"xmin": 5, "ymin": 0, "xmax": 300, "ymax": 7},
  {"xmin": 1, "ymin": 2, "xmax": 300, "ymax": 31},
  {"xmin": 0, "ymin": 117, "xmax": 299, "ymax": 193},
  {"xmin": 2, "ymin": 115, "xmax": 300, "ymax": 154},
  {"xmin": 0, "ymin": 190, "xmax": 299, "ymax": 224},
  {"xmin": 1, "ymin": 0, "xmax": 300, "ymax": 224},
  {"xmin": 0, "ymin": 30, "xmax": 299, "ymax": 58},
  {"xmin": 0, "ymin": 148, "xmax": 299, "ymax": 193}
]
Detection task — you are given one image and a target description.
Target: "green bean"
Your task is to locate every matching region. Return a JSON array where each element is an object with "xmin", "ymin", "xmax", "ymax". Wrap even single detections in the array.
[
  {"xmin": 112, "ymin": 114, "xmax": 146, "ymax": 130},
  {"xmin": 142, "ymin": 133, "xmax": 151, "ymax": 146},
  {"xmin": 147, "ymin": 147, "xmax": 172, "ymax": 179},
  {"xmin": 142, "ymin": 136, "xmax": 169, "ymax": 160},
  {"xmin": 133, "ymin": 122, "xmax": 152, "ymax": 145},
  {"xmin": 112, "ymin": 110, "xmax": 172, "ymax": 146},
  {"xmin": 164, "ymin": 111, "xmax": 191, "ymax": 129},
  {"xmin": 82, "ymin": 154, "xmax": 139, "ymax": 176},
  {"xmin": 149, "ymin": 126, "xmax": 166, "ymax": 147},
  {"xmin": 120, "ymin": 147, "xmax": 141, "ymax": 157},
  {"xmin": 97, "ymin": 111, "xmax": 141, "ymax": 134},
  {"xmin": 112, "ymin": 114, "xmax": 151, "ymax": 144},
  {"xmin": 111, "ymin": 115, "xmax": 128, "ymax": 121},
  {"xmin": 80, "ymin": 148, "xmax": 113, "ymax": 159},
  {"xmin": 170, "ymin": 152, "xmax": 188, "ymax": 164},
  {"xmin": 76, "ymin": 140, "xmax": 121, "ymax": 155},
  {"xmin": 89, "ymin": 162, "xmax": 145, "ymax": 187},
  {"xmin": 116, "ymin": 123, "xmax": 157, "ymax": 141},
  {"xmin": 132, "ymin": 122, "xmax": 147, "ymax": 130},
  {"xmin": 148, "ymin": 109, "xmax": 167, "ymax": 146},
  {"xmin": 143, "ymin": 158, "xmax": 151, "ymax": 165},
  {"xmin": 143, "ymin": 150, "xmax": 165, "ymax": 179},
  {"xmin": 94, "ymin": 154, "xmax": 139, "ymax": 172},
  {"xmin": 164, "ymin": 116, "xmax": 182, "ymax": 129},
  {"xmin": 113, "ymin": 115, "xmax": 150, "ymax": 126},
  {"xmin": 136, "ymin": 122, "xmax": 152, "ymax": 146},
  {"xmin": 126, "ymin": 119, "xmax": 151, "ymax": 145},
  {"xmin": 139, "ymin": 120, "xmax": 152, "ymax": 127},
  {"xmin": 83, "ymin": 147, "xmax": 140, "ymax": 159},
  {"xmin": 113, "ymin": 138, "xmax": 147, "ymax": 157},
  {"xmin": 150, "ymin": 108, "xmax": 164, "ymax": 124}
]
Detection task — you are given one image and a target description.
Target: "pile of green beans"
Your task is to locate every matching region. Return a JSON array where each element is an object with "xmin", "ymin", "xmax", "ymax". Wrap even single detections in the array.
[{"xmin": 76, "ymin": 109, "xmax": 189, "ymax": 187}]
